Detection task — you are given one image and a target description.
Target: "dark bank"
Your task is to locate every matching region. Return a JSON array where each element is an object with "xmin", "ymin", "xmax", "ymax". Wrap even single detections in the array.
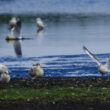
[{"xmin": 0, "ymin": 77, "xmax": 110, "ymax": 110}]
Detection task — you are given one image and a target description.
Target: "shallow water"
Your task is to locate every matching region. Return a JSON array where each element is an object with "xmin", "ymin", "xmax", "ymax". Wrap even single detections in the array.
[{"xmin": 0, "ymin": 1, "xmax": 110, "ymax": 78}]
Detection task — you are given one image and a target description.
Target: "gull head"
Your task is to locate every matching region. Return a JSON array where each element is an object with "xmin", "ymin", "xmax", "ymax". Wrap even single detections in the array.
[
  {"xmin": 33, "ymin": 63, "xmax": 41, "ymax": 67},
  {"xmin": 9, "ymin": 17, "xmax": 17, "ymax": 29},
  {"xmin": 36, "ymin": 18, "xmax": 42, "ymax": 22}
]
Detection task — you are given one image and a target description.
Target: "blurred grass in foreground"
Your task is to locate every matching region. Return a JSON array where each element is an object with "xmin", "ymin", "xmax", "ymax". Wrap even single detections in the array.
[{"xmin": 0, "ymin": 87, "xmax": 110, "ymax": 103}]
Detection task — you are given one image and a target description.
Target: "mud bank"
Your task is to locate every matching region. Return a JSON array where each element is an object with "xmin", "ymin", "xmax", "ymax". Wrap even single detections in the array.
[{"xmin": 0, "ymin": 77, "xmax": 110, "ymax": 110}]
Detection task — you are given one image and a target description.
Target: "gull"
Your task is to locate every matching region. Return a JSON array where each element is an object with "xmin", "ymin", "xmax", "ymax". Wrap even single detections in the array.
[
  {"xmin": 83, "ymin": 46, "xmax": 110, "ymax": 76},
  {"xmin": 6, "ymin": 18, "xmax": 22, "ymax": 40},
  {"xmin": 0, "ymin": 64, "xmax": 10, "ymax": 83},
  {"xmin": 28, "ymin": 63, "xmax": 44, "ymax": 78},
  {"xmin": 9, "ymin": 17, "xmax": 17, "ymax": 30},
  {"xmin": 36, "ymin": 18, "xmax": 44, "ymax": 30},
  {"xmin": 0, "ymin": 72, "xmax": 10, "ymax": 83},
  {"xmin": 0, "ymin": 64, "xmax": 9, "ymax": 74}
]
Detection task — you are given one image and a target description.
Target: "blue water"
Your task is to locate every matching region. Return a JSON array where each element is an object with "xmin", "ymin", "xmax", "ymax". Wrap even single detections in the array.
[
  {"xmin": 0, "ymin": 54, "xmax": 110, "ymax": 78},
  {"xmin": 0, "ymin": 0, "xmax": 110, "ymax": 78}
]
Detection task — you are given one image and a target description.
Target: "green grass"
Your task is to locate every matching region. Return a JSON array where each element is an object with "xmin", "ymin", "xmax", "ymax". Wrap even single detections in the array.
[{"xmin": 0, "ymin": 87, "xmax": 110, "ymax": 103}]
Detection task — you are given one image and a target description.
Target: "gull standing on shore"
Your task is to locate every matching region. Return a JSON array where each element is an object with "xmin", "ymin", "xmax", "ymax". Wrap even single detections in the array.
[
  {"xmin": 83, "ymin": 46, "xmax": 110, "ymax": 76},
  {"xmin": 28, "ymin": 63, "xmax": 44, "ymax": 78},
  {"xmin": 36, "ymin": 18, "xmax": 44, "ymax": 30},
  {"xmin": 0, "ymin": 64, "xmax": 10, "ymax": 83}
]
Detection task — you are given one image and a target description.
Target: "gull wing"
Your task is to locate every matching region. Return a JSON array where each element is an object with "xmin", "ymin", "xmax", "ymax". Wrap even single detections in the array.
[
  {"xmin": 39, "ymin": 20, "xmax": 44, "ymax": 27},
  {"xmin": 83, "ymin": 46, "xmax": 101, "ymax": 66},
  {"xmin": 11, "ymin": 19, "xmax": 21, "ymax": 38}
]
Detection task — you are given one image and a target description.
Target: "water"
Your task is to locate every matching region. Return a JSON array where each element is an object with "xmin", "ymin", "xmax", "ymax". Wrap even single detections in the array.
[
  {"xmin": 0, "ymin": 0, "xmax": 110, "ymax": 78},
  {"xmin": 0, "ymin": 0, "xmax": 110, "ymax": 15}
]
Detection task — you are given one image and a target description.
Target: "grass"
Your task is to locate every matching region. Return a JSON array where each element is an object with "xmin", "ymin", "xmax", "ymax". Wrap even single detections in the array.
[{"xmin": 0, "ymin": 87, "xmax": 110, "ymax": 104}]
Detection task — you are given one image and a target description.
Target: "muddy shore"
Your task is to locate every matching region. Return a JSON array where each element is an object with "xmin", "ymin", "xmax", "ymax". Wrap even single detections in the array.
[
  {"xmin": 0, "ymin": 77, "xmax": 110, "ymax": 88},
  {"xmin": 0, "ymin": 77, "xmax": 110, "ymax": 110}
]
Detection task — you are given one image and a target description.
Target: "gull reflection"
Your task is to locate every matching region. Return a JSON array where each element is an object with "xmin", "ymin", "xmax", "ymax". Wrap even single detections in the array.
[
  {"xmin": 13, "ymin": 40, "xmax": 22, "ymax": 57},
  {"xmin": 37, "ymin": 28, "xmax": 44, "ymax": 37},
  {"xmin": 6, "ymin": 40, "xmax": 22, "ymax": 57}
]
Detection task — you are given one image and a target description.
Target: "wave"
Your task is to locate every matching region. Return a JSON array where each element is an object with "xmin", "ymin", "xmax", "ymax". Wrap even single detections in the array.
[{"xmin": 0, "ymin": 53, "xmax": 110, "ymax": 78}]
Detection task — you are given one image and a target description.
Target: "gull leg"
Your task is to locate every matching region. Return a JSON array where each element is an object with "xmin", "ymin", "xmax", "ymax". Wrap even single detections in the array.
[
  {"xmin": 107, "ymin": 73, "xmax": 109, "ymax": 81},
  {"xmin": 101, "ymin": 73, "xmax": 104, "ymax": 81}
]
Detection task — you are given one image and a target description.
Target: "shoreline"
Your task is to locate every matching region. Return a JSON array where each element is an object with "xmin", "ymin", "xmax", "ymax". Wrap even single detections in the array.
[{"xmin": 0, "ymin": 77, "xmax": 110, "ymax": 88}]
